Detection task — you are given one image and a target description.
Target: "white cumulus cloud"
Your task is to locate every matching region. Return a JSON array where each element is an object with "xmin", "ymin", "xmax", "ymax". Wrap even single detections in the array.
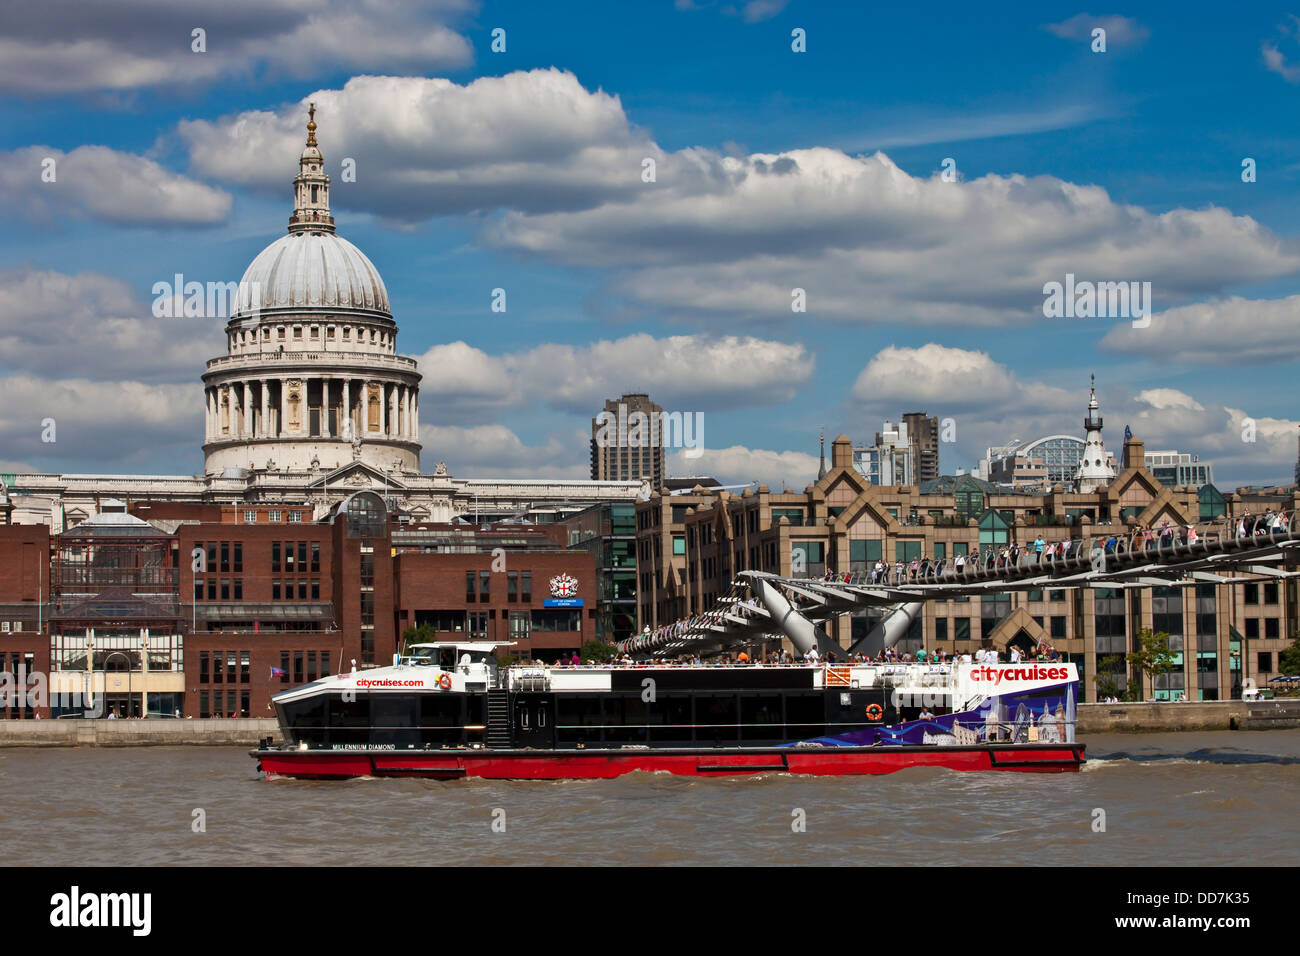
[
  {"xmin": 415, "ymin": 333, "xmax": 815, "ymax": 421},
  {"xmin": 1099, "ymin": 294, "xmax": 1300, "ymax": 365},
  {"xmin": 0, "ymin": 267, "xmax": 224, "ymax": 383},
  {"xmin": 0, "ymin": 146, "xmax": 231, "ymax": 227},
  {"xmin": 848, "ymin": 344, "xmax": 1299, "ymax": 488},
  {"xmin": 1045, "ymin": 14, "xmax": 1149, "ymax": 46},
  {"xmin": 668, "ymin": 444, "xmax": 821, "ymax": 490},
  {"xmin": 0, "ymin": 0, "xmax": 474, "ymax": 95},
  {"xmin": 181, "ymin": 70, "xmax": 658, "ymax": 220}
]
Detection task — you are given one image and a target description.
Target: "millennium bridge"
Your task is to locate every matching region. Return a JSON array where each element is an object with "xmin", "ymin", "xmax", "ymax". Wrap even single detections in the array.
[{"xmin": 619, "ymin": 514, "xmax": 1300, "ymax": 659}]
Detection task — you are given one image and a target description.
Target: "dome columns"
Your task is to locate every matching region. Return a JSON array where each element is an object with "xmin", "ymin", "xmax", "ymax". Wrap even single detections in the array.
[
  {"xmin": 260, "ymin": 378, "xmax": 270, "ymax": 439},
  {"xmin": 204, "ymin": 374, "xmax": 418, "ymax": 446}
]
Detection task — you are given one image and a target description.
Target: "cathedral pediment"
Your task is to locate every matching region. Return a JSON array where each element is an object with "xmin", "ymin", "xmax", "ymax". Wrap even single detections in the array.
[{"xmin": 308, "ymin": 461, "xmax": 409, "ymax": 492}]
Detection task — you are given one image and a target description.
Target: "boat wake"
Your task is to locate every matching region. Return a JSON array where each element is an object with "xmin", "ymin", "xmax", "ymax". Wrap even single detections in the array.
[{"xmin": 1088, "ymin": 748, "xmax": 1300, "ymax": 767}]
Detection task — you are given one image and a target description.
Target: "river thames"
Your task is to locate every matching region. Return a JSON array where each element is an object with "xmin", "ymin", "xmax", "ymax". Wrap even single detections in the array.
[{"xmin": 3, "ymin": 730, "xmax": 1297, "ymax": 866}]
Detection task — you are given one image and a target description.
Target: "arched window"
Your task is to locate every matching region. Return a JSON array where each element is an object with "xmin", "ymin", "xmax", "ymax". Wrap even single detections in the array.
[{"xmin": 340, "ymin": 492, "xmax": 386, "ymax": 540}]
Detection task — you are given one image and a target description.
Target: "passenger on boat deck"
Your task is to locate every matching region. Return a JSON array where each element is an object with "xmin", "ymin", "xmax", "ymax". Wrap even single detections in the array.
[{"xmin": 919, "ymin": 706, "xmax": 934, "ymax": 719}]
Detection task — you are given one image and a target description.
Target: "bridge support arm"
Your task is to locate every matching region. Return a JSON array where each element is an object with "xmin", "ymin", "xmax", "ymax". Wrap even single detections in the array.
[
  {"xmin": 851, "ymin": 601, "xmax": 925, "ymax": 656},
  {"xmin": 754, "ymin": 577, "xmax": 825, "ymax": 657}
]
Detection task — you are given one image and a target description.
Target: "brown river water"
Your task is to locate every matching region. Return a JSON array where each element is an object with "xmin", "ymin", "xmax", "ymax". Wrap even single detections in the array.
[{"xmin": 2, "ymin": 730, "xmax": 1297, "ymax": 866}]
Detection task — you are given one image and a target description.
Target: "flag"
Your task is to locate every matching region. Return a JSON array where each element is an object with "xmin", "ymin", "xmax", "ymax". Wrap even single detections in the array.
[
  {"xmin": 270, "ymin": 666, "xmax": 287, "ymax": 679},
  {"xmin": 1124, "ymin": 424, "xmax": 1132, "ymax": 442}
]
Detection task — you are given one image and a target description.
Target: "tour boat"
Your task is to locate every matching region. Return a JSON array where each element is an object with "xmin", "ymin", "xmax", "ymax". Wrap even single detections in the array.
[{"xmin": 250, "ymin": 643, "xmax": 1085, "ymax": 779}]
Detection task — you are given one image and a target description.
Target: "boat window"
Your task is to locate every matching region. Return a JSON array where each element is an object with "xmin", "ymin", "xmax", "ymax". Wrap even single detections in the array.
[
  {"xmin": 281, "ymin": 696, "xmax": 327, "ymax": 746},
  {"xmin": 371, "ymin": 696, "xmax": 419, "ymax": 748},
  {"xmin": 329, "ymin": 695, "xmax": 371, "ymax": 747},
  {"xmin": 419, "ymin": 696, "xmax": 464, "ymax": 745}
]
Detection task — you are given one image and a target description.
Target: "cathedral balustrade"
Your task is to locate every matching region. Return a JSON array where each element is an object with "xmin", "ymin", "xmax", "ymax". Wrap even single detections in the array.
[{"xmin": 205, "ymin": 351, "xmax": 418, "ymax": 373}]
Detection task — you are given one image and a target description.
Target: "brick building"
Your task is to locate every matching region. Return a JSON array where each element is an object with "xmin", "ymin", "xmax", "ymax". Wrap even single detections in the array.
[
  {"xmin": 638, "ymin": 434, "xmax": 1299, "ymax": 702},
  {"xmin": 392, "ymin": 521, "xmax": 596, "ymax": 661},
  {"xmin": 0, "ymin": 491, "xmax": 598, "ymax": 718},
  {"xmin": 0, "ymin": 524, "xmax": 50, "ymax": 719}
]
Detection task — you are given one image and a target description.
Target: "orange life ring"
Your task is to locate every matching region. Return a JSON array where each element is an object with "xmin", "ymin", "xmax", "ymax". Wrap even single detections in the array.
[
  {"xmin": 438, "ymin": 673, "xmax": 452, "ymax": 690},
  {"xmin": 865, "ymin": 703, "xmax": 884, "ymax": 721}
]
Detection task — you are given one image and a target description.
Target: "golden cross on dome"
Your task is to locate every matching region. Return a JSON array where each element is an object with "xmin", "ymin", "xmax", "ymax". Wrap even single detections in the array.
[{"xmin": 306, "ymin": 103, "xmax": 317, "ymax": 147}]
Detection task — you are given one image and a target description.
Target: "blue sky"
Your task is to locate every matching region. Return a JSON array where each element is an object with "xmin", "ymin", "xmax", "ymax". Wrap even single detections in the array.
[{"xmin": 2, "ymin": 1, "xmax": 1299, "ymax": 488}]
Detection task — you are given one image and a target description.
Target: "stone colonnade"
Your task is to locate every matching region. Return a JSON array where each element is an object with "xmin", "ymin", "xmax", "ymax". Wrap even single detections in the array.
[{"xmin": 204, "ymin": 377, "xmax": 418, "ymax": 442}]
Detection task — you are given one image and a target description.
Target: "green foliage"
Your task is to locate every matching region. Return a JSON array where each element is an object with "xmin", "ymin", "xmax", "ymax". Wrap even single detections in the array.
[
  {"xmin": 1280, "ymin": 635, "xmax": 1300, "ymax": 675},
  {"xmin": 1093, "ymin": 656, "xmax": 1131, "ymax": 701},
  {"xmin": 400, "ymin": 624, "xmax": 436, "ymax": 654},
  {"xmin": 1094, "ymin": 670, "xmax": 1123, "ymax": 702},
  {"xmin": 579, "ymin": 639, "xmax": 617, "ymax": 662},
  {"xmin": 1125, "ymin": 627, "xmax": 1175, "ymax": 699}
]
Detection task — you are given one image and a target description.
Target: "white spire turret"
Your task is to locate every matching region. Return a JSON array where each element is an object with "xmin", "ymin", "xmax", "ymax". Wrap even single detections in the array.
[
  {"xmin": 289, "ymin": 103, "xmax": 334, "ymax": 234},
  {"xmin": 1075, "ymin": 374, "xmax": 1115, "ymax": 493}
]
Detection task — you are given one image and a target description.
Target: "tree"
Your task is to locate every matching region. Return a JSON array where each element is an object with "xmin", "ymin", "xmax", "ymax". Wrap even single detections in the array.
[
  {"xmin": 579, "ymin": 639, "xmax": 617, "ymax": 662},
  {"xmin": 1093, "ymin": 657, "xmax": 1127, "ymax": 702},
  {"xmin": 1280, "ymin": 635, "xmax": 1300, "ymax": 676},
  {"xmin": 1128, "ymin": 627, "xmax": 1176, "ymax": 699},
  {"xmin": 400, "ymin": 624, "xmax": 436, "ymax": 654}
]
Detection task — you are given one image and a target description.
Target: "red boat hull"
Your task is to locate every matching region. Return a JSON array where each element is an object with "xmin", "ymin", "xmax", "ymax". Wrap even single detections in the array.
[{"xmin": 252, "ymin": 743, "xmax": 1085, "ymax": 779}]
